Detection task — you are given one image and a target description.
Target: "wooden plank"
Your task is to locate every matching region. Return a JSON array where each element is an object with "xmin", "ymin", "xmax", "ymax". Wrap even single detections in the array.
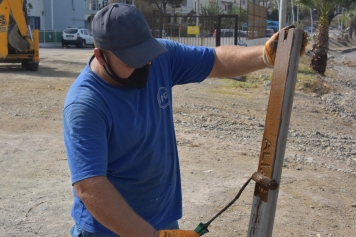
[{"xmin": 247, "ymin": 28, "xmax": 304, "ymax": 237}]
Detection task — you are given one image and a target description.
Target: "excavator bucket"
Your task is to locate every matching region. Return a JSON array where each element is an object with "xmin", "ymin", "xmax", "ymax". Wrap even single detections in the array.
[{"xmin": 8, "ymin": 24, "xmax": 30, "ymax": 51}]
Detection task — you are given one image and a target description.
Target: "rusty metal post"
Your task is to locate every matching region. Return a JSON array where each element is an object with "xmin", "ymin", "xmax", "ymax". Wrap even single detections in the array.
[{"xmin": 247, "ymin": 29, "xmax": 304, "ymax": 237}]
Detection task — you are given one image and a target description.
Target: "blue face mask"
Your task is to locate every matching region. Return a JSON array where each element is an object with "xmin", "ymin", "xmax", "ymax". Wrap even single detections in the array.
[{"xmin": 100, "ymin": 50, "xmax": 151, "ymax": 89}]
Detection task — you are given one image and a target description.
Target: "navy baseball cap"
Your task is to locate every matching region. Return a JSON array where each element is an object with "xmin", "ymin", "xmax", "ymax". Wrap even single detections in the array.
[{"xmin": 92, "ymin": 3, "xmax": 167, "ymax": 68}]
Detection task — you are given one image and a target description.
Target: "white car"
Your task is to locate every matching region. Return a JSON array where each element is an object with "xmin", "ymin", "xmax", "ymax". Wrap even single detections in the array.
[{"xmin": 61, "ymin": 27, "xmax": 94, "ymax": 48}]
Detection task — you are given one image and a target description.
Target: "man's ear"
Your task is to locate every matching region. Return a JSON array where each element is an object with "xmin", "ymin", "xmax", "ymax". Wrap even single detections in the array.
[{"xmin": 94, "ymin": 48, "xmax": 105, "ymax": 65}]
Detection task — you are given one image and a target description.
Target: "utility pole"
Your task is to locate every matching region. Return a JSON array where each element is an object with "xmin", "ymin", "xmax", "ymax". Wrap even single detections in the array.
[
  {"xmin": 196, "ymin": 0, "xmax": 200, "ymax": 29},
  {"xmin": 291, "ymin": 0, "xmax": 294, "ymax": 25},
  {"xmin": 51, "ymin": 0, "xmax": 54, "ymax": 31},
  {"xmin": 279, "ymin": 0, "xmax": 287, "ymax": 29},
  {"xmin": 239, "ymin": 0, "xmax": 241, "ymax": 42}
]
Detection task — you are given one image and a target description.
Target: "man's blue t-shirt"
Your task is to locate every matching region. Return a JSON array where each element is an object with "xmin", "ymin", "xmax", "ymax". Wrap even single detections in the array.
[{"xmin": 63, "ymin": 39, "xmax": 215, "ymax": 235}]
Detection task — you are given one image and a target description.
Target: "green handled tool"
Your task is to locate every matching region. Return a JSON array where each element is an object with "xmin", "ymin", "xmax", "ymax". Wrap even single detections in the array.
[
  {"xmin": 194, "ymin": 172, "xmax": 279, "ymax": 236},
  {"xmin": 193, "ymin": 177, "xmax": 253, "ymax": 236}
]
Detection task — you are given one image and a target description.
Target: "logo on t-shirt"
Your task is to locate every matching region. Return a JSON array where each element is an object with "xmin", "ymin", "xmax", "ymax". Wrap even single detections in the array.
[{"xmin": 157, "ymin": 87, "xmax": 169, "ymax": 109}]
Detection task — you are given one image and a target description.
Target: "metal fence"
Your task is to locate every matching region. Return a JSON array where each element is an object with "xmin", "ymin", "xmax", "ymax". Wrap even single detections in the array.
[
  {"xmin": 38, "ymin": 13, "xmax": 268, "ymax": 47},
  {"xmin": 39, "ymin": 30, "xmax": 62, "ymax": 43},
  {"xmin": 247, "ymin": 0, "xmax": 268, "ymax": 39},
  {"xmin": 146, "ymin": 14, "xmax": 247, "ymax": 47}
]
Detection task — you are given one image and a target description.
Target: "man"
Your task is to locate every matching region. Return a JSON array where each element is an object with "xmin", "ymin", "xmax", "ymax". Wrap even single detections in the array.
[{"xmin": 63, "ymin": 3, "xmax": 307, "ymax": 237}]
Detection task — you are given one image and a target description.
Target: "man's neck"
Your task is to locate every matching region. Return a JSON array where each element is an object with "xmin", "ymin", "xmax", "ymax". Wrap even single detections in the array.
[{"xmin": 90, "ymin": 56, "xmax": 122, "ymax": 87}]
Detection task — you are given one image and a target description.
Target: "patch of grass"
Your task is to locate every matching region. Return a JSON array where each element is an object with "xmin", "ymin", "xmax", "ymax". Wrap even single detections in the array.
[
  {"xmin": 219, "ymin": 78, "xmax": 259, "ymax": 89},
  {"xmin": 324, "ymin": 67, "xmax": 338, "ymax": 78},
  {"xmin": 298, "ymin": 56, "xmax": 315, "ymax": 74},
  {"xmin": 296, "ymin": 54, "xmax": 334, "ymax": 96},
  {"xmin": 301, "ymin": 77, "xmax": 333, "ymax": 95},
  {"xmin": 206, "ymin": 78, "xmax": 260, "ymax": 96}
]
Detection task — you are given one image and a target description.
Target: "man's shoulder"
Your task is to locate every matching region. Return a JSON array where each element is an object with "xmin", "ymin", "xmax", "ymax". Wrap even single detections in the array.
[
  {"xmin": 156, "ymin": 38, "xmax": 194, "ymax": 51},
  {"xmin": 156, "ymin": 38, "xmax": 213, "ymax": 53},
  {"xmin": 156, "ymin": 38, "xmax": 177, "ymax": 50},
  {"xmin": 65, "ymin": 66, "xmax": 101, "ymax": 102},
  {"xmin": 72, "ymin": 64, "xmax": 99, "ymax": 88}
]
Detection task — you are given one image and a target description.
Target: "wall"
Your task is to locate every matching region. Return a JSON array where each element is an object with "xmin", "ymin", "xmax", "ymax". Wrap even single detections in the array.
[
  {"xmin": 27, "ymin": 0, "xmax": 44, "ymax": 29},
  {"xmin": 43, "ymin": 0, "xmax": 86, "ymax": 31}
]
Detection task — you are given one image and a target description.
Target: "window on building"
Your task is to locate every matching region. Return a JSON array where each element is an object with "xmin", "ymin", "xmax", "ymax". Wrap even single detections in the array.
[
  {"xmin": 28, "ymin": 16, "xmax": 40, "ymax": 30},
  {"xmin": 87, "ymin": 0, "xmax": 129, "ymax": 11}
]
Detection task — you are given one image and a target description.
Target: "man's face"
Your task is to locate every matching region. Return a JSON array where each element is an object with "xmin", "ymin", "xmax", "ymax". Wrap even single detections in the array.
[{"xmin": 101, "ymin": 50, "xmax": 135, "ymax": 79}]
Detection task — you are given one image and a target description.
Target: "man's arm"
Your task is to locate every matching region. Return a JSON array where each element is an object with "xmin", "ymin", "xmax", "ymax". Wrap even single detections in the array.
[
  {"xmin": 74, "ymin": 176, "xmax": 156, "ymax": 237},
  {"xmin": 208, "ymin": 26, "xmax": 308, "ymax": 79},
  {"xmin": 74, "ymin": 177, "xmax": 200, "ymax": 237},
  {"xmin": 208, "ymin": 45, "xmax": 266, "ymax": 78}
]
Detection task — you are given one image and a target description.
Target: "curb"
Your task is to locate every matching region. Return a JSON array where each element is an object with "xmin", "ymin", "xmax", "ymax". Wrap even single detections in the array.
[{"xmin": 39, "ymin": 42, "xmax": 62, "ymax": 48}]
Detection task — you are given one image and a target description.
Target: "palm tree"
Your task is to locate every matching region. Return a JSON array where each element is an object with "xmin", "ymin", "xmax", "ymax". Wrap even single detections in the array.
[{"xmin": 297, "ymin": 0, "xmax": 356, "ymax": 75}]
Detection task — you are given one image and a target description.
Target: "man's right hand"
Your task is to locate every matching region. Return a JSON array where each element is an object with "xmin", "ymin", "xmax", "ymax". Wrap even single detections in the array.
[
  {"xmin": 156, "ymin": 229, "xmax": 200, "ymax": 237},
  {"xmin": 263, "ymin": 25, "xmax": 308, "ymax": 67}
]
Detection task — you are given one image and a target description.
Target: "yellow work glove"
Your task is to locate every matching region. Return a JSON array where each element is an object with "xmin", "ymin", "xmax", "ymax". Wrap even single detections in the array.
[
  {"xmin": 157, "ymin": 229, "xmax": 200, "ymax": 237},
  {"xmin": 263, "ymin": 25, "xmax": 308, "ymax": 67}
]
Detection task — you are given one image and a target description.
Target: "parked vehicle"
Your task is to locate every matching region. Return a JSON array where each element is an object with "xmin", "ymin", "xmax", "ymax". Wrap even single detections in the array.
[
  {"xmin": 0, "ymin": 0, "xmax": 40, "ymax": 71},
  {"xmin": 303, "ymin": 26, "xmax": 316, "ymax": 32},
  {"xmin": 150, "ymin": 29, "xmax": 168, "ymax": 38},
  {"xmin": 242, "ymin": 20, "xmax": 279, "ymax": 32},
  {"xmin": 213, "ymin": 29, "xmax": 247, "ymax": 37},
  {"xmin": 204, "ymin": 33, "xmax": 214, "ymax": 37},
  {"xmin": 61, "ymin": 27, "xmax": 94, "ymax": 48},
  {"xmin": 266, "ymin": 28, "xmax": 274, "ymax": 37},
  {"xmin": 303, "ymin": 26, "xmax": 317, "ymax": 37}
]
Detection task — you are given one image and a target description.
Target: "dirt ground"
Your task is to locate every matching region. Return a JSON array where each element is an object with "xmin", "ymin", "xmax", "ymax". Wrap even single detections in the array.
[{"xmin": 0, "ymin": 47, "xmax": 355, "ymax": 237}]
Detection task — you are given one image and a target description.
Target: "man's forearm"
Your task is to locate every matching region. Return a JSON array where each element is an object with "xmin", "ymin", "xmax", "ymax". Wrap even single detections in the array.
[
  {"xmin": 208, "ymin": 45, "xmax": 267, "ymax": 78},
  {"xmin": 74, "ymin": 176, "xmax": 156, "ymax": 237}
]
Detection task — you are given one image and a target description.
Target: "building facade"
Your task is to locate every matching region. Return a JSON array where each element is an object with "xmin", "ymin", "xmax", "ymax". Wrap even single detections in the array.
[
  {"xmin": 27, "ymin": 0, "xmax": 99, "ymax": 31},
  {"xmin": 27, "ymin": 0, "xmax": 253, "ymax": 32}
]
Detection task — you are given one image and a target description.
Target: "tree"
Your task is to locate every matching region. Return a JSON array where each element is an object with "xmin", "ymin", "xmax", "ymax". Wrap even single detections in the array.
[
  {"xmin": 297, "ymin": 0, "xmax": 356, "ymax": 75},
  {"xmin": 346, "ymin": 9, "xmax": 356, "ymax": 38},
  {"xmin": 141, "ymin": 0, "xmax": 183, "ymax": 15},
  {"xmin": 268, "ymin": 9, "xmax": 279, "ymax": 21},
  {"xmin": 198, "ymin": 2, "xmax": 225, "ymax": 33},
  {"xmin": 200, "ymin": 1, "xmax": 225, "ymax": 16},
  {"xmin": 231, "ymin": 5, "xmax": 247, "ymax": 24},
  {"xmin": 268, "ymin": 0, "xmax": 303, "ymax": 25}
]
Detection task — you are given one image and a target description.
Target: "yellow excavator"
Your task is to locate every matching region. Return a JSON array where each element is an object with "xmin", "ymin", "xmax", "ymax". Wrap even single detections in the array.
[{"xmin": 0, "ymin": 0, "xmax": 39, "ymax": 71}]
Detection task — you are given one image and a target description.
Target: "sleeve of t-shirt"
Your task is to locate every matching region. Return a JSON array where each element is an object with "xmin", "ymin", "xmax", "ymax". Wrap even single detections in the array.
[
  {"xmin": 158, "ymin": 40, "xmax": 215, "ymax": 86},
  {"xmin": 63, "ymin": 102, "xmax": 108, "ymax": 184}
]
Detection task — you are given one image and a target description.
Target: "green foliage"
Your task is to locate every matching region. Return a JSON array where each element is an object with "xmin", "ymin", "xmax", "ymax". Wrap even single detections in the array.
[
  {"xmin": 231, "ymin": 6, "xmax": 247, "ymax": 23},
  {"xmin": 167, "ymin": 0, "xmax": 182, "ymax": 9},
  {"xmin": 268, "ymin": 9, "xmax": 279, "ymax": 21},
  {"xmin": 297, "ymin": 0, "xmax": 356, "ymax": 23},
  {"xmin": 296, "ymin": 0, "xmax": 356, "ymax": 74},
  {"xmin": 141, "ymin": 0, "xmax": 184, "ymax": 14},
  {"xmin": 200, "ymin": 2, "xmax": 225, "ymax": 16}
]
